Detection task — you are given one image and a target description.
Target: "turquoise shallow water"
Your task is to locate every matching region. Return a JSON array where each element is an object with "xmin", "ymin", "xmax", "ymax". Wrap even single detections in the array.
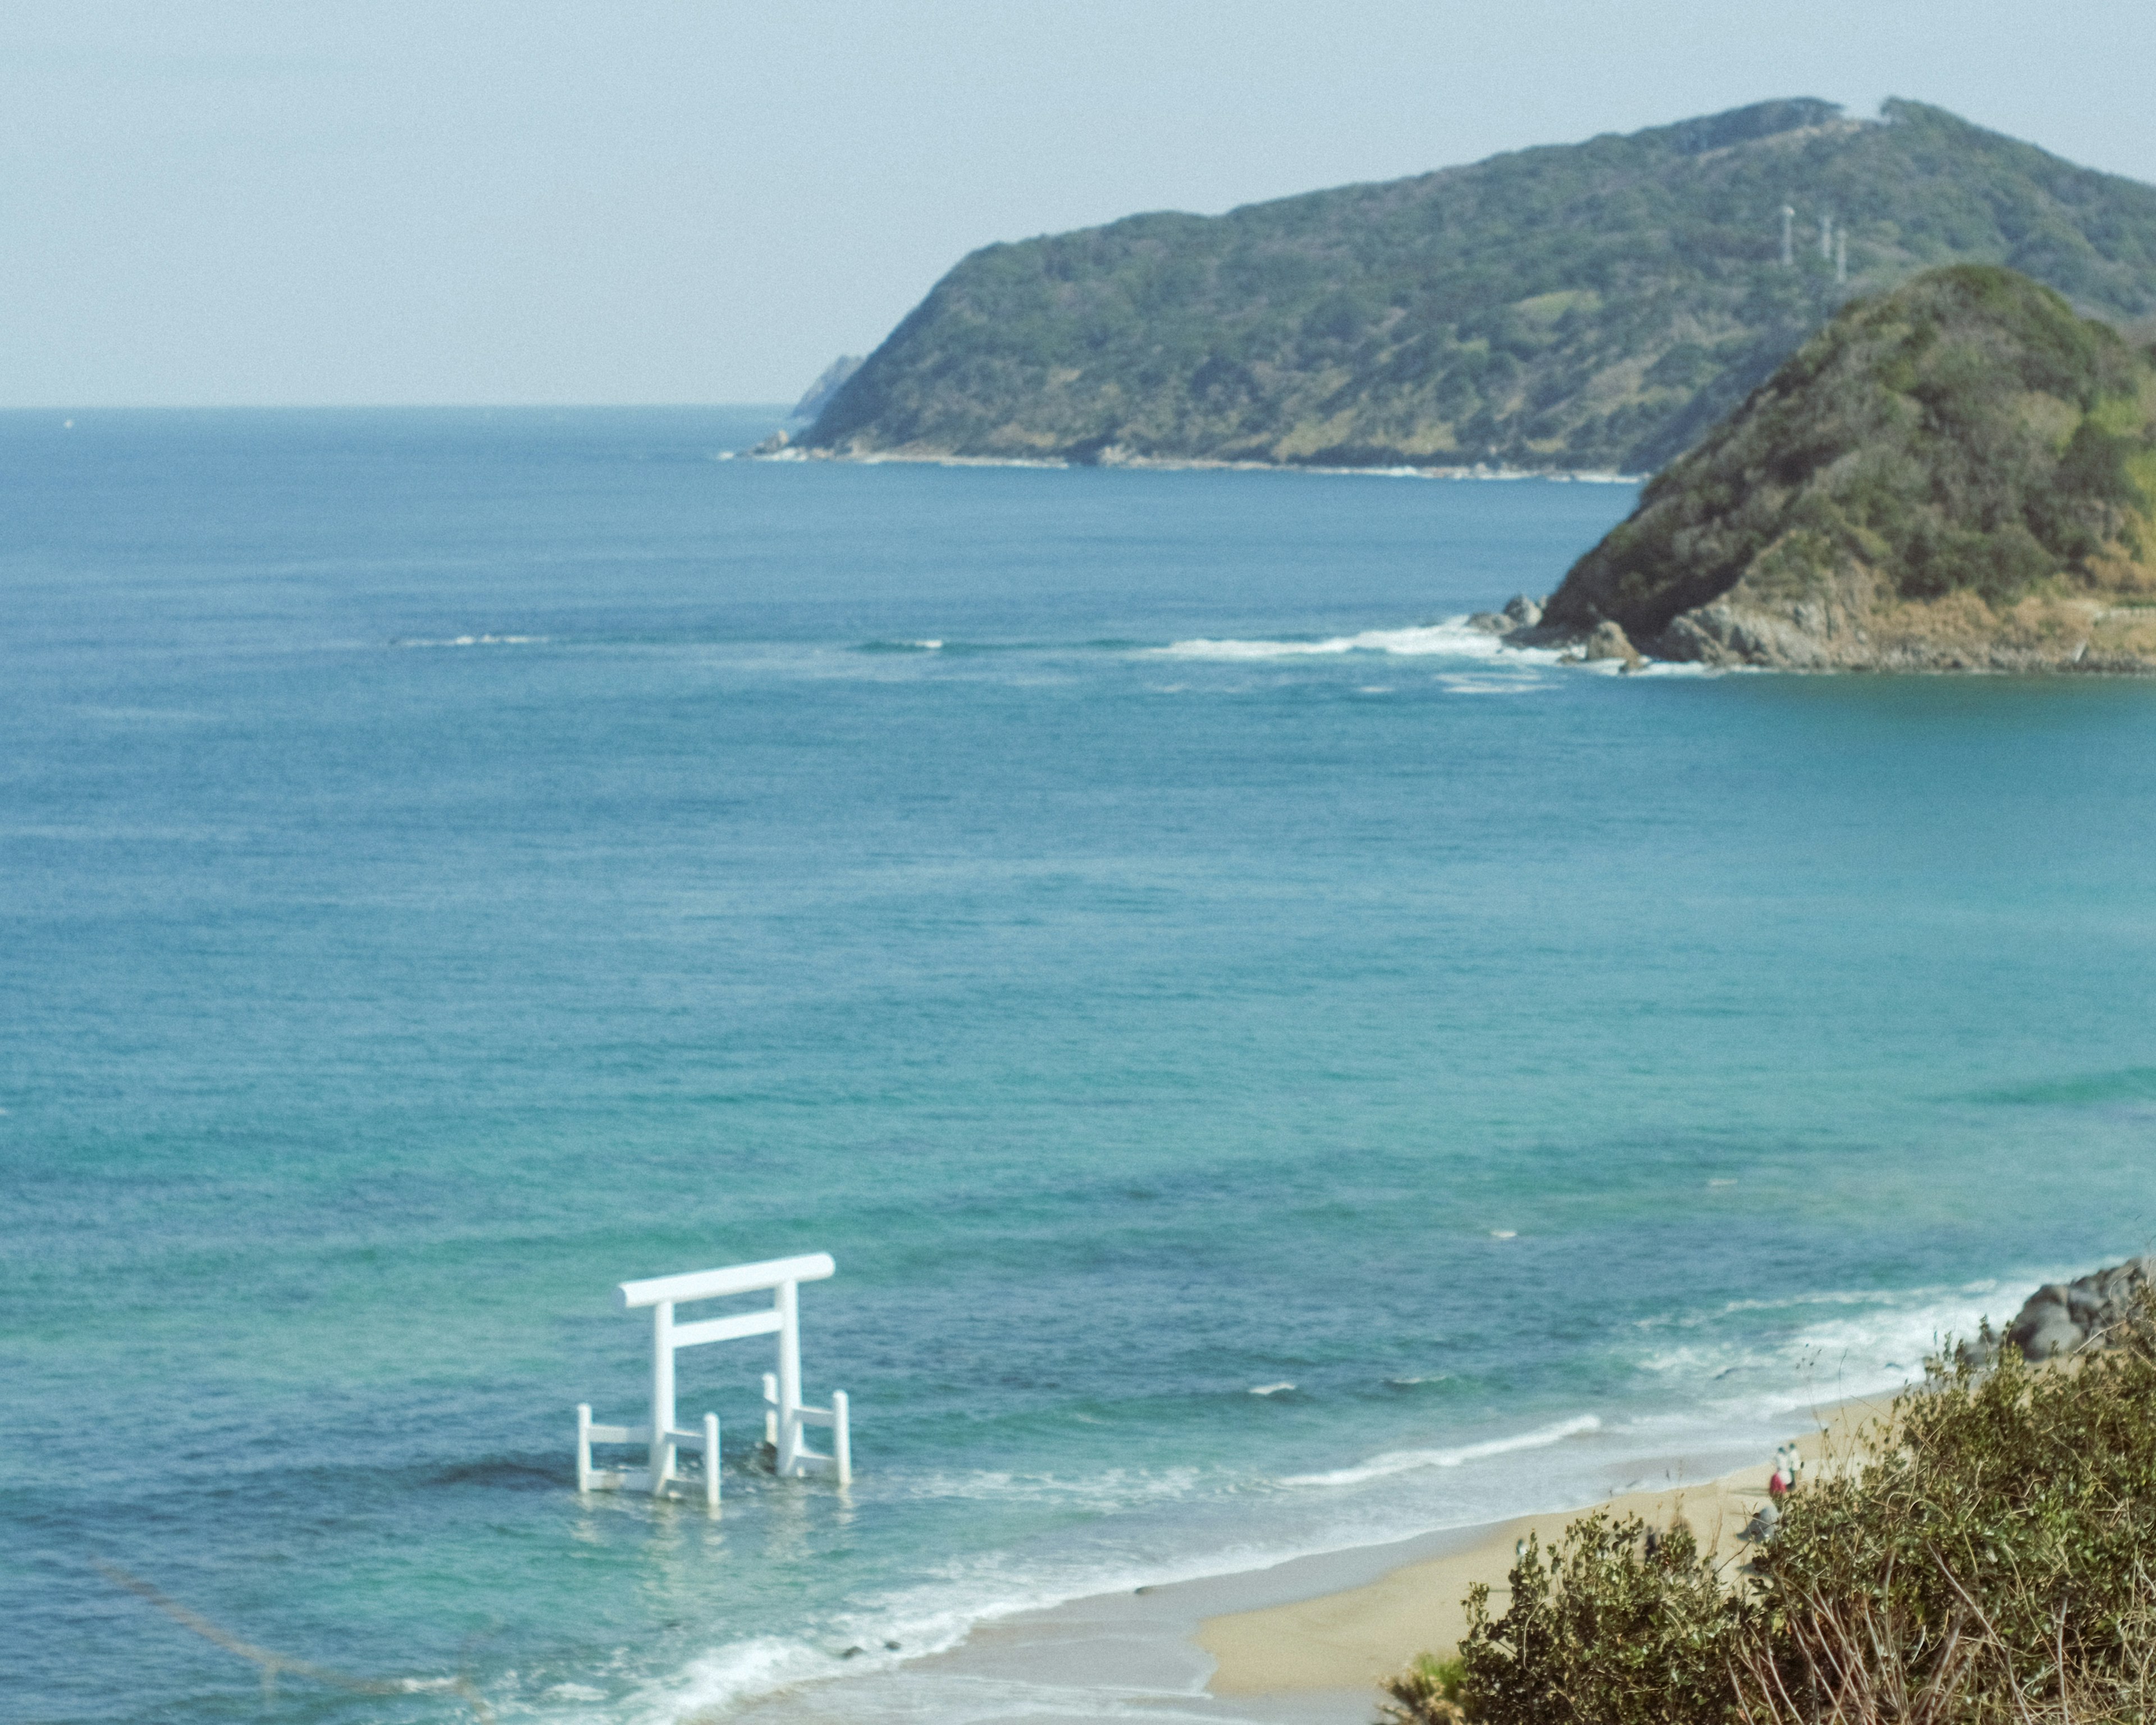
[{"xmin": 7, "ymin": 408, "xmax": 2156, "ymax": 1723}]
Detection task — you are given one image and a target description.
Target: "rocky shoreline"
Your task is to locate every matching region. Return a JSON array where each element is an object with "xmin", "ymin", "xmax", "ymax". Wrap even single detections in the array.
[
  {"xmin": 745, "ymin": 432, "xmax": 1643, "ymax": 486},
  {"xmin": 1469, "ymin": 591, "xmax": 2156, "ymax": 675},
  {"xmin": 1997, "ymin": 1256, "xmax": 2156, "ymax": 1360}
]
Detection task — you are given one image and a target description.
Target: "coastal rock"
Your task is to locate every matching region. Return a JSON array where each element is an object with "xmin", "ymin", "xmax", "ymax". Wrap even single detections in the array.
[
  {"xmin": 1581, "ymin": 619, "xmax": 1645, "ymax": 670},
  {"xmin": 1650, "ymin": 564, "xmax": 1877, "ymax": 669},
  {"xmin": 1466, "ymin": 596, "xmax": 1547, "ymax": 636},
  {"xmin": 2013, "ymin": 1309, "xmax": 2088, "ymax": 1361},
  {"xmin": 2003, "ymin": 1256, "xmax": 2156, "ymax": 1359}
]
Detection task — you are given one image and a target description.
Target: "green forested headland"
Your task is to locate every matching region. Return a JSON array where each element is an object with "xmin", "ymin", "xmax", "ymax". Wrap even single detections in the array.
[
  {"xmin": 1540, "ymin": 265, "xmax": 2156, "ymax": 669},
  {"xmin": 805, "ymin": 100, "xmax": 2156, "ymax": 474}
]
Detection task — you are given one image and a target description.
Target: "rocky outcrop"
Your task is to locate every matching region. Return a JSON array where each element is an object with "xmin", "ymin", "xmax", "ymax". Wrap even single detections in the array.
[
  {"xmin": 1651, "ymin": 563, "xmax": 1880, "ymax": 669},
  {"xmin": 1577, "ymin": 619, "xmax": 1645, "ymax": 670},
  {"xmin": 1648, "ymin": 571, "xmax": 2156, "ymax": 673},
  {"xmin": 1465, "ymin": 594, "xmax": 1545, "ymax": 635},
  {"xmin": 2003, "ymin": 1257, "xmax": 2156, "ymax": 1359},
  {"xmin": 1537, "ymin": 267, "xmax": 2156, "ymax": 673},
  {"xmin": 1472, "ymin": 594, "xmax": 1655, "ymax": 668}
]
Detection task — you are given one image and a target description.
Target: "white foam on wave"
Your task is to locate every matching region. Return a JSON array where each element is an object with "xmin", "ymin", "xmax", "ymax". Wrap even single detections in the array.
[
  {"xmin": 1769, "ymin": 1295, "xmax": 2000, "ymax": 1395},
  {"xmin": 1249, "ymin": 1382, "xmax": 1297, "ymax": 1396},
  {"xmin": 1632, "ymin": 1277, "xmax": 2056, "ymax": 1420},
  {"xmin": 1282, "ymin": 1413, "xmax": 1602, "ymax": 1488},
  {"xmin": 1152, "ymin": 617, "xmax": 1714, "ymax": 677},
  {"xmin": 391, "ymin": 633, "xmax": 547, "ymax": 649},
  {"xmin": 1581, "ymin": 655, "xmax": 1720, "ymax": 678},
  {"xmin": 1439, "ymin": 673, "xmax": 1546, "ymax": 695},
  {"xmin": 883, "ymin": 1464, "xmax": 1205, "ymax": 1509},
  {"xmin": 601, "ymin": 1508, "xmax": 1473, "ymax": 1725},
  {"xmin": 618, "ymin": 1636, "xmax": 855, "ymax": 1725},
  {"xmin": 1156, "ymin": 619, "xmax": 1532, "ymax": 662}
]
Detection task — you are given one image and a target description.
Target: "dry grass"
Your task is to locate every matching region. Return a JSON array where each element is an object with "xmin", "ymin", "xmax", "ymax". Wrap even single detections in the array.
[{"xmin": 1733, "ymin": 1573, "xmax": 2156, "ymax": 1725}]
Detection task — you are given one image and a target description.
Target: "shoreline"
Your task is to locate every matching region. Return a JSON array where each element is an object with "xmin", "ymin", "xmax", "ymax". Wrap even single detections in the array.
[
  {"xmin": 1199, "ymin": 1394, "xmax": 1889, "ymax": 1699},
  {"xmin": 893, "ymin": 1395, "xmax": 1893, "ymax": 1722},
  {"xmin": 746, "ymin": 445, "xmax": 1645, "ymax": 485}
]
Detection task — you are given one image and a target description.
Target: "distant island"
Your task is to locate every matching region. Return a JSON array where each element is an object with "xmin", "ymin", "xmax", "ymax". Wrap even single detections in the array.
[
  {"xmin": 1520, "ymin": 265, "xmax": 2156, "ymax": 671},
  {"xmin": 798, "ymin": 99, "xmax": 2156, "ymax": 476}
]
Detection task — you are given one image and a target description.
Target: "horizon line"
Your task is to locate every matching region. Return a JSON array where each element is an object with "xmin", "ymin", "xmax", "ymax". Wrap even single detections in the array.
[{"xmin": 0, "ymin": 401, "xmax": 796, "ymax": 414}]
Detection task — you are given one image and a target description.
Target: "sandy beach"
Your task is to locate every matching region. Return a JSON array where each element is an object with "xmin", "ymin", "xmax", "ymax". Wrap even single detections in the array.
[
  {"xmin": 1199, "ymin": 1397, "xmax": 1892, "ymax": 1701},
  {"xmin": 880, "ymin": 1398, "xmax": 1895, "ymax": 1723}
]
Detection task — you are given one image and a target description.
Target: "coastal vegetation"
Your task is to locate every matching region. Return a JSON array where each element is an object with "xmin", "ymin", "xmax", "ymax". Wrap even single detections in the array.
[
  {"xmin": 804, "ymin": 101, "xmax": 2156, "ymax": 474},
  {"xmin": 1385, "ymin": 1303, "xmax": 2156, "ymax": 1724},
  {"xmin": 1537, "ymin": 266, "xmax": 2156, "ymax": 670}
]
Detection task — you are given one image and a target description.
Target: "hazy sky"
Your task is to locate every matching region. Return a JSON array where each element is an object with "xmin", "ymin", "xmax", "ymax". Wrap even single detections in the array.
[{"xmin": 8, "ymin": 2, "xmax": 2154, "ymax": 407}]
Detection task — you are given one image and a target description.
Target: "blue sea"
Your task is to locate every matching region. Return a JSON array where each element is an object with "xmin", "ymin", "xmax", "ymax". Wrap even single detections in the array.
[{"xmin": 8, "ymin": 407, "xmax": 2156, "ymax": 1724}]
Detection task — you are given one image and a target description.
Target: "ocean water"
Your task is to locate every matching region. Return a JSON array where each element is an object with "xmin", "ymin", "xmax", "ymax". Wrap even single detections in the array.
[{"xmin": 8, "ymin": 407, "xmax": 2156, "ymax": 1725}]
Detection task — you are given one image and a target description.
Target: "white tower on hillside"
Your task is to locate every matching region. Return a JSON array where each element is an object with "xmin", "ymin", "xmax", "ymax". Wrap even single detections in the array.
[{"xmin": 1782, "ymin": 205, "xmax": 1795, "ymax": 267}]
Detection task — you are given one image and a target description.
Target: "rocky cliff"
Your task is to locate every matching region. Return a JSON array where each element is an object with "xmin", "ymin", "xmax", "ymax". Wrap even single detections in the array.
[{"xmin": 1534, "ymin": 266, "xmax": 2156, "ymax": 671}]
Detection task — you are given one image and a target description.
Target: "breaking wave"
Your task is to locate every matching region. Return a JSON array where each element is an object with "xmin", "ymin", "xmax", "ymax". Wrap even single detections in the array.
[
  {"xmin": 390, "ymin": 633, "xmax": 546, "ymax": 648},
  {"xmin": 1156, "ymin": 619, "xmax": 1532, "ymax": 661},
  {"xmin": 1283, "ymin": 1413, "xmax": 1604, "ymax": 1487}
]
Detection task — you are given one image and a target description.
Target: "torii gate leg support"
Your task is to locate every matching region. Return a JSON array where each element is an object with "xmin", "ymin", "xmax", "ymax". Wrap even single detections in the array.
[
  {"xmin": 776, "ymin": 1279, "xmax": 802, "ymax": 1476},
  {"xmin": 650, "ymin": 1299, "xmax": 676, "ymax": 1496}
]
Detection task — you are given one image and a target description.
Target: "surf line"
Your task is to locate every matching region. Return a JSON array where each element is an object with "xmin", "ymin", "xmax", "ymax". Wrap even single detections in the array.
[{"xmin": 1284, "ymin": 1413, "xmax": 1602, "ymax": 1488}]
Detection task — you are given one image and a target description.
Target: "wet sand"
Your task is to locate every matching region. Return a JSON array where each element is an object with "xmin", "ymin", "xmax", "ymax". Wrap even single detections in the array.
[
  {"xmin": 893, "ymin": 1398, "xmax": 1889, "ymax": 1722},
  {"xmin": 1200, "ymin": 1397, "xmax": 1888, "ymax": 1698}
]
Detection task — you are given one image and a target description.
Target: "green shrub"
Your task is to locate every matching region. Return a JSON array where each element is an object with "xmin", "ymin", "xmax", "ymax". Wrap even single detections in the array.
[
  {"xmin": 1426, "ymin": 1308, "xmax": 2156, "ymax": 1724},
  {"xmin": 1458, "ymin": 1516, "xmax": 1741, "ymax": 1725},
  {"xmin": 1755, "ymin": 1341, "xmax": 2156, "ymax": 1723}
]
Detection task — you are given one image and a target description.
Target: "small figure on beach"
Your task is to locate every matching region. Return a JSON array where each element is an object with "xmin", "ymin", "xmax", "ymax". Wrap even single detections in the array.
[
  {"xmin": 1767, "ymin": 1442, "xmax": 1800, "ymax": 1503},
  {"xmin": 1739, "ymin": 1496, "xmax": 1780, "ymax": 1547}
]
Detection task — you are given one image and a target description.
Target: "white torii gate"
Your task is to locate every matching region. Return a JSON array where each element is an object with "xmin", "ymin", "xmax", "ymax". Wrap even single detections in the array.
[{"xmin": 576, "ymin": 1252, "xmax": 852, "ymax": 1507}]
